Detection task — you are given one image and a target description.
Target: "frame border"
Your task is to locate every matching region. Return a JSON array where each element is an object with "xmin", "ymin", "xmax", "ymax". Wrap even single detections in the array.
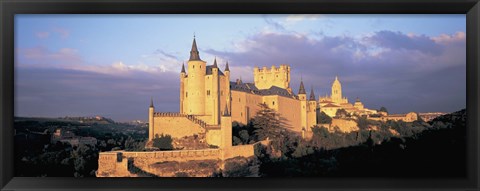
[{"xmin": 1, "ymin": 0, "xmax": 479, "ymax": 190}]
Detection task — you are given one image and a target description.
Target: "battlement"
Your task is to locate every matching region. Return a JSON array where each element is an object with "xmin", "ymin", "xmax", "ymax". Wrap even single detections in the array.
[
  {"xmin": 254, "ymin": 64, "xmax": 290, "ymax": 73},
  {"xmin": 154, "ymin": 112, "xmax": 207, "ymax": 128},
  {"xmin": 253, "ymin": 64, "xmax": 291, "ymax": 90}
]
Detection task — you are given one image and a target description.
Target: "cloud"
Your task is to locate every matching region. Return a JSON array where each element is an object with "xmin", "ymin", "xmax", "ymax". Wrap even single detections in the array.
[
  {"xmin": 35, "ymin": 32, "xmax": 50, "ymax": 39},
  {"xmin": 17, "ymin": 46, "xmax": 182, "ymax": 75},
  {"xmin": 364, "ymin": 30, "xmax": 443, "ymax": 55},
  {"xmin": 15, "ymin": 67, "xmax": 180, "ymax": 122},
  {"xmin": 205, "ymin": 30, "xmax": 466, "ymax": 114},
  {"xmin": 15, "ymin": 29, "xmax": 466, "ymax": 122},
  {"xmin": 17, "ymin": 46, "xmax": 82, "ymax": 67},
  {"xmin": 285, "ymin": 14, "xmax": 324, "ymax": 23},
  {"xmin": 263, "ymin": 16, "xmax": 286, "ymax": 32}
]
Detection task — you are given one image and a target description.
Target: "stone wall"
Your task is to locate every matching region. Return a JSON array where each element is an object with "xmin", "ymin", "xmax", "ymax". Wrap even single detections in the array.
[
  {"xmin": 152, "ymin": 113, "xmax": 205, "ymax": 139},
  {"xmin": 222, "ymin": 144, "xmax": 257, "ymax": 160},
  {"xmin": 97, "ymin": 143, "xmax": 259, "ymax": 177},
  {"xmin": 329, "ymin": 118, "xmax": 359, "ymax": 133}
]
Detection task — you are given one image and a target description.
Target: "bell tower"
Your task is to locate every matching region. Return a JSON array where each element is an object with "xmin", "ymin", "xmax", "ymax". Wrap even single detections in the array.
[{"xmin": 331, "ymin": 76, "xmax": 342, "ymax": 104}]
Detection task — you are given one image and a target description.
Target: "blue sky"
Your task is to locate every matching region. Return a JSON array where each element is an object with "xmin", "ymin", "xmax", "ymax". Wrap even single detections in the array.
[{"xmin": 15, "ymin": 14, "xmax": 466, "ymax": 122}]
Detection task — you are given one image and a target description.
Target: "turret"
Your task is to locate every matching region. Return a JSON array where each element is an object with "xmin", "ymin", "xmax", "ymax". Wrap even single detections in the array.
[
  {"xmin": 307, "ymin": 86, "xmax": 317, "ymax": 130},
  {"xmin": 180, "ymin": 62, "xmax": 186, "ymax": 114},
  {"xmin": 224, "ymin": 61, "xmax": 231, "ymax": 116},
  {"xmin": 299, "ymin": 79, "xmax": 307, "ymax": 130},
  {"xmin": 309, "ymin": 86, "xmax": 316, "ymax": 101},
  {"xmin": 148, "ymin": 98, "xmax": 155, "ymax": 141},
  {"xmin": 186, "ymin": 36, "xmax": 207, "ymax": 115},
  {"xmin": 298, "ymin": 79, "xmax": 306, "ymax": 101},
  {"xmin": 211, "ymin": 57, "xmax": 220, "ymax": 125}
]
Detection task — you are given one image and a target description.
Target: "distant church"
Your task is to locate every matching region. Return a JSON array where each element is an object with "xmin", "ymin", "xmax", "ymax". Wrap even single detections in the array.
[{"xmin": 318, "ymin": 76, "xmax": 378, "ymax": 117}]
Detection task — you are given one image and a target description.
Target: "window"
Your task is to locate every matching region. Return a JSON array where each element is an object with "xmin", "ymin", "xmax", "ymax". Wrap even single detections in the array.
[
  {"xmin": 272, "ymin": 101, "xmax": 275, "ymax": 105},
  {"xmin": 239, "ymin": 98, "xmax": 241, "ymax": 102},
  {"xmin": 200, "ymin": 65, "xmax": 202, "ymax": 69},
  {"xmin": 186, "ymin": 92, "xmax": 188, "ymax": 97},
  {"xmin": 193, "ymin": 65, "xmax": 195, "ymax": 69},
  {"xmin": 207, "ymin": 90, "xmax": 210, "ymax": 96}
]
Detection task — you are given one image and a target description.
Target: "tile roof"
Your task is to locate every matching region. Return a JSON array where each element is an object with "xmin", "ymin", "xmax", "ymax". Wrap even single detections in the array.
[{"xmin": 230, "ymin": 82, "xmax": 295, "ymax": 98}]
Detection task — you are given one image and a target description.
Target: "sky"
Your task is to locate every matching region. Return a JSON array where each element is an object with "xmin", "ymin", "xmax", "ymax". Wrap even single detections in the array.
[{"xmin": 14, "ymin": 14, "xmax": 466, "ymax": 122}]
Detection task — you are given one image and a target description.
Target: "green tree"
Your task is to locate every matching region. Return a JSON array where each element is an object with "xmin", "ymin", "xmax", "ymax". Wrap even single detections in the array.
[
  {"xmin": 317, "ymin": 111, "xmax": 332, "ymax": 124},
  {"xmin": 251, "ymin": 103, "xmax": 288, "ymax": 141},
  {"xmin": 124, "ymin": 136, "xmax": 135, "ymax": 151},
  {"xmin": 239, "ymin": 130, "xmax": 250, "ymax": 144},
  {"xmin": 152, "ymin": 134, "xmax": 174, "ymax": 150}
]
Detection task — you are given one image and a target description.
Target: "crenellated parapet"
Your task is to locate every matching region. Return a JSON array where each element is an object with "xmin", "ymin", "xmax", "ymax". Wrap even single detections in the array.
[
  {"xmin": 153, "ymin": 112, "xmax": 208, "ymax": 128},
  {"xmin": 253, "ymin": 64, "xmax": 291, "ymax": 91}
]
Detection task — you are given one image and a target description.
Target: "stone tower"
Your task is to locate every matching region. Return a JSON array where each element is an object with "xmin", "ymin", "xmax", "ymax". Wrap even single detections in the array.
[
  {"xmin": 253, "ymin": 64, "xmax": 291, "ymax": 92},
  {"xmin": 298, "ymin": 79, "xmax": 307, "ymax": 130},
  {"xmin": 184, "ymin": 36, "xmax": 206, "ymax": 115},
  {"xmin": 331, "ymin": 76, "xmax": 342, "ymax": 103},
  {"xmin": 180, "ymin": 63, "xmax": 186, "ymax": 114},
  {"xmin": 307, "ymin": 87, "xmax": 317, "ymax": 130},
  {"xmin": 148, "ymin": 98, "xmax": 155, "ymax": 141}
]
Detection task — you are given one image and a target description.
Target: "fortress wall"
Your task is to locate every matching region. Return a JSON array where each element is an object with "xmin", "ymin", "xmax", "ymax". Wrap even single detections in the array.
[
  {"xmin": 153, "ymin": 115, "xmax": 205, "ymax": 139},
  {"xmin": 121, "ymin": 149, "xmax": 222, "ymax": 162},
  {"xmin": 206, "ymin": 129, "xmax": 222, "ymax": 147},
  {"xmin": 97, "ymin": 143, "xmax": 260, "ymax": 177},
  {"xmin": 219, "ymin": 75, "xmax": 228, "ymax": 116},
  {"xmin": 231, "ymin": 91, "xmax": 263, "ymax": 125},
  {"xmin": 96, "ymin": 152, "xmax": 131, "ymax": 177},
  {"xmin": 197, "ymin": 115, "xmax": 213, "ymax": 125},
  {"xmin": 222, "ymin": 144, "xmax": 256, "ymax": 160},
  {"xmin": 330, "ymin": 118, "xmax": 359, "ymax": 133},
  {"xmin": 275, "ymin": 96, "xmax": 302, "ymax": 131}
]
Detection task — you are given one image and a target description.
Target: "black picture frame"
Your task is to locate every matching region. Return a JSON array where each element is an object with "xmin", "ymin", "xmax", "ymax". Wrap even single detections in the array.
[{"xmin": 1, "ymin": 0, "xmax": 479, "ymax": 190}]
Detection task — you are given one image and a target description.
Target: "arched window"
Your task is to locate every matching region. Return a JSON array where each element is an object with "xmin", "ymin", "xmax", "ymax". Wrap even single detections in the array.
[
  {"xmin": 193, "ymin": 65, "xmax": 195, "ymax": 69},
  {"xmin": 272, "ymin": 101, "xmax": 275, "ymax": 105},
  {"xmin": 186, "ymin": 92, "xmax": 188, "ymax": 97}
]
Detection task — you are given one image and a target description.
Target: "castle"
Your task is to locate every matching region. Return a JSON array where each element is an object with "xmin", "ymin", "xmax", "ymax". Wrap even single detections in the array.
[
  {"xmin": 148, "ymin": 36, "xmax": 319, "ymax": 148},
  {"xmin": 97, "ymin": 37, "xmax": 423, "ymax": 177}
]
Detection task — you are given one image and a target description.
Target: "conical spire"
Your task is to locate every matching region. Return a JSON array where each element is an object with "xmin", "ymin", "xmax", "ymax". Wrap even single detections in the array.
[
  {"xmin": 212, "ymin": 57, "xmax": 218, "ymax": 68},
  {"xmin": 225, "ymin": 61, "xmax": 230, "ymax": 72},
  {"xmin": 309, "ymin": 86, "xmax": 316, "ymax": 101},
  {"xmin": 181, "ymin": 62, "xmax": 185, "ymax": 73},
  {"xmin": 189, "ymin": 36, "xmax": 201, "ymax": 61},
  {"xmin": 150, "ymin": 97, "xmax": 154, "ymax": 108},
  {"xmin": 298, "ymin": 79, "xmax": 306, "ymax": 95}
]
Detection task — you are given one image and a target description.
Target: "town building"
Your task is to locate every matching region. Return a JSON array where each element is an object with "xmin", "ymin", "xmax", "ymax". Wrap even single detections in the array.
[{"xmin": 318, "ymin": 76, "xmax": 378, "ymax": 117}]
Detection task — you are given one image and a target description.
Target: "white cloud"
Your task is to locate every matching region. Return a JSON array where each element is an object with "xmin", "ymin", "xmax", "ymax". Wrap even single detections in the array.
[{"xmin": 285, "ymin": 14, "xmax": 324, "ymax": 23}]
